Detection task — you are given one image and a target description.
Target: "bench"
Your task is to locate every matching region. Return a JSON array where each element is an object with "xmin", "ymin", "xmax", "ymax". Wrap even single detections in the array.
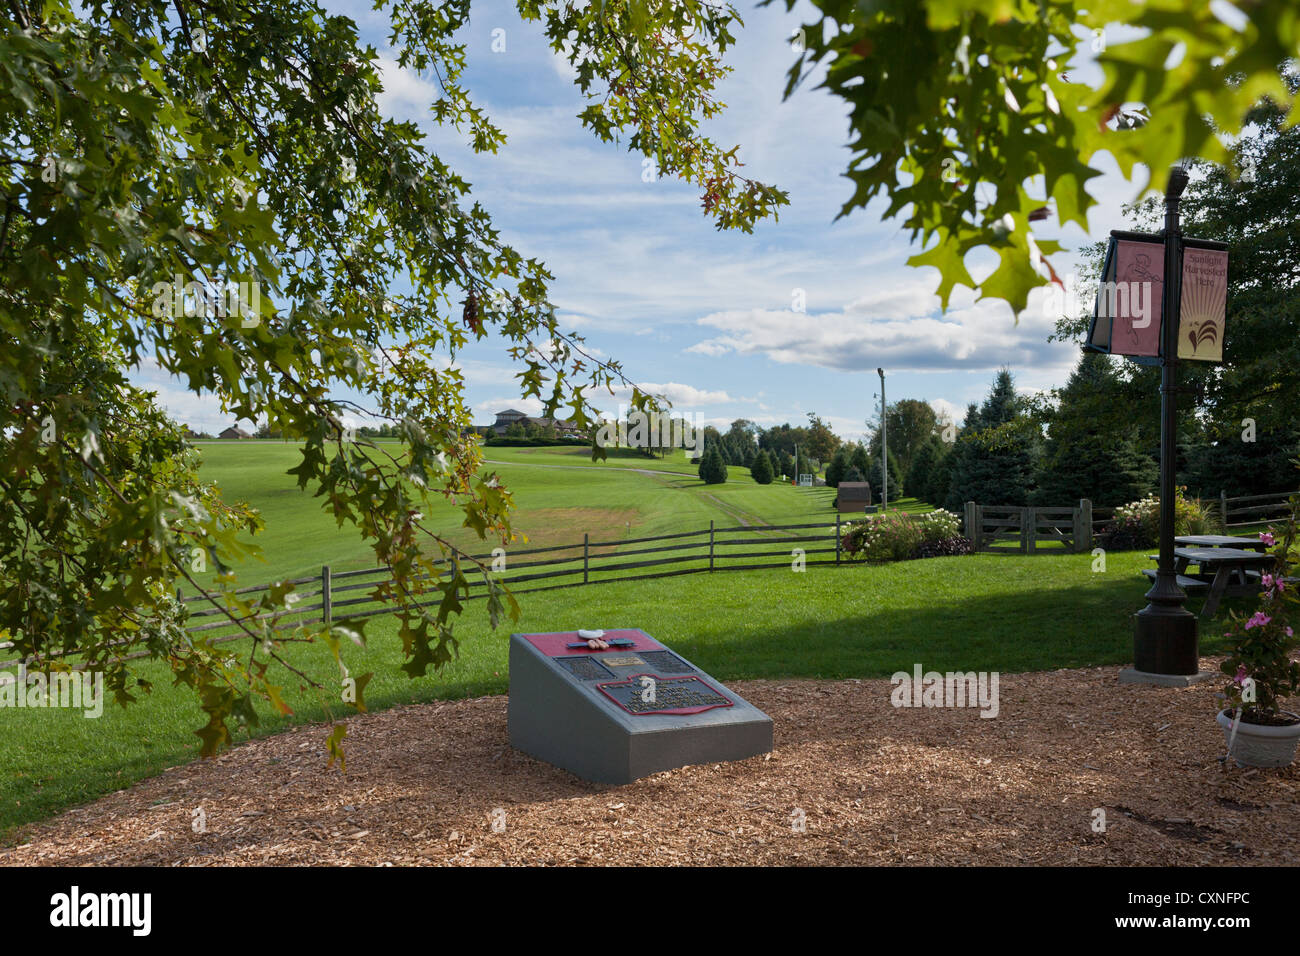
[{"xmin": 1139, "ymin": 569, "xmax": 1209, "ymax": 592}]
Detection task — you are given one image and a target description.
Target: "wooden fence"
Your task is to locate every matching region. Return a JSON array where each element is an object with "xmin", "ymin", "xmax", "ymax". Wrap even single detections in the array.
[
  {"xmin": 963, "ymin": 500, "xmax": 1093, "ymax": 554},
  {"xmin": 0, "ymin": 518, "xmax": 852, "ymax": 670},
  {"xmin": 965, "ymin": 489, "xmax": 1300, "ymax": 554},
  {"xmin": 1220, "ymin": 489, "xmax": 1297, "ymax": 530}
]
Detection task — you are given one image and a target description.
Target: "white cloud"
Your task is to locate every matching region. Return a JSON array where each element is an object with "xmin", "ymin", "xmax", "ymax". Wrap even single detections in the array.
[
  {"xmin": 686, "ymin": 278, "xmax": 1076, "ymax": 378},
  {"xmin": 373, "ymin": 57, "xmax": 441, "ymax": 122},
  {"xmin": 638, "ymin": 381, "xmax": 733, "ymax": 406}
]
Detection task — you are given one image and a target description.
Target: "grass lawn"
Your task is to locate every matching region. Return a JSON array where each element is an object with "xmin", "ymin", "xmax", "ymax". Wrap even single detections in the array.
[
  {"xmin": 0, "ymin": 547, "xmax": 1247, "ymax": 841},
  {"xmin": 187, "ymin": 440, "xmax": 915, "ymax": 586}
]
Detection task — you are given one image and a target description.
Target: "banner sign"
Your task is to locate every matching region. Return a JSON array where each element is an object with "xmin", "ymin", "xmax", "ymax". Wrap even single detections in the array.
[
  {"xmin": 1085, "ymin": 234, "xmax": 1164, "ymax": 357},
  {"xmin": 1086, "ymin": 231, "xmax": 1228, "ymax": 363},
  {"xmin": 1177, "ymin": 246, "xmax": 1229, "ymax": 362}
]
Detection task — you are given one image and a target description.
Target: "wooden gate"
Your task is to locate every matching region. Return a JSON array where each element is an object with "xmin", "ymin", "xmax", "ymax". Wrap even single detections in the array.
[{"xmin": 963, "ymin": 501, "xmax": 1093, "ymax": 554}]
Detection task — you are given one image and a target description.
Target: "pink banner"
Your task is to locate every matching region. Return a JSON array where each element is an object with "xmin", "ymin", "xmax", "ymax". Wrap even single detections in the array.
[{"xmin": 1103, "ymin": 239, "xmax": 1164, "ymax": 357}]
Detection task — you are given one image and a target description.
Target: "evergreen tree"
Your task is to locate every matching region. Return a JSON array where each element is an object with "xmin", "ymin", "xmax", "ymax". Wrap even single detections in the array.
[
  {"xmin": 944, "ymin": 371, "xmax": 1040, "ymax": 510},
  {"xmin": 1032, "ymin": 351, "xmax": 1157, "ymax": 506},
  {"xmin": 850, "ymin": 443, "xmax": 872, "ymax": 480},
  {"xmin": 870, "ymin": 451, "xmax": 905, "ymax": 500},
  {"xmin": 825, "ymin": 446, "xmax": 850, "ymax": 487},
  {"xmin": 927, "ymin": 444, "xmax": 956, "ymax": 506},
  {"xmin": 906, "ymin": 436, "xmax": 943, "ymax": 503},
  {"xmin": 700, "ymin": 447, "xmax": 728, "ymax": 484},
  {"xmin": 750, "ymin": 450, "xmax": 774, "ymax": 485}
]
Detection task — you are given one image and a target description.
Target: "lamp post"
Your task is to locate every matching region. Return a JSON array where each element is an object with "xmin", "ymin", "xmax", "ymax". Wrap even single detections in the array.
[
  {"xmin": 877, "ymin": 367, "xmax": 887, "ymax": 511},
  {"xmin": 1131, "ymin": 165, "xmax": 1200, "ymax": 676}
]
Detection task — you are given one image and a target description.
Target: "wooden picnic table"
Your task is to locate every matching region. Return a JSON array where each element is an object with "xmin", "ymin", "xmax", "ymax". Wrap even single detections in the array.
[
  {"xmin": 1173, "ymin": 546, "xmax": 1275, "ymax": 617},
  {"xmin": 1174, "ymin": 534, "xmax": 1269, "ymax": 551}
]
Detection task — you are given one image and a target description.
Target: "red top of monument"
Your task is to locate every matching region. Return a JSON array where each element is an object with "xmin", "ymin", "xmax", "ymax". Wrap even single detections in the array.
[{"xmin": 521, "ymin": 629, "xmax": 664, "ymax": 657}]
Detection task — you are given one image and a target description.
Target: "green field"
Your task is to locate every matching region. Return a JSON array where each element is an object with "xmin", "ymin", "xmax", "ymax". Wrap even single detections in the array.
[
  {"xmin": 187, "ymin": 441, "xmax": 891, "ymax": 586},
  {"xmin": 1, "ymin": 441, "xmax": 1248, "ymax": 840}
]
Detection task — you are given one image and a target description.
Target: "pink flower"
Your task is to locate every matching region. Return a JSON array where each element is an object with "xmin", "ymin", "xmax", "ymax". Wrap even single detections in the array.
[
  {"xmin": 1245, "ymin": 611, "xmax": 1272, "ymax": 630},
  {"xmin": 1234, "ymin": 665, "xmax": 1248, "ymax": 685},
  {"xmin": 1289, "ymin": 627, "xmax": 1295, "ymax": 638},
  {"xmin": 1260, "ymin": 532, "xmax": 1275, "ymax": 546}
]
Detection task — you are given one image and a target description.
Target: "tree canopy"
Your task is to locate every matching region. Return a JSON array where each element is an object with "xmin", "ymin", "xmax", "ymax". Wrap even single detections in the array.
[
  {"xmin": 0, "ymin": 0, "xmax": 785, "ymax": 755},
  {"xmin": 774, "ymin": 0, "xmax": 1299, "ymax": 314}
]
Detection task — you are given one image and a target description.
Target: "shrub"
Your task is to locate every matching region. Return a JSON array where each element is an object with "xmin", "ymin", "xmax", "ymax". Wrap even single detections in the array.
[
  {"xmin": 913, "ymin": 536, "xmax": 974, "ymax": 559},
  {"xmin": 750, "ymin": 451, "xmax": 773, "ymax": 485},
  {"xmin": 1099, "ymin": 514, "xmax": 1153, "ymax": 552},
  {"xmin": 1109, "ymin": 487, "xmax": 1221, "ymax": 547},
  {"xmin": 1220, "ymin": 508, "xmax": 1300, "ymax": 724},
  {"xmin": 841, "ymin": 508, "xmax": 966, "ymax": 563}
]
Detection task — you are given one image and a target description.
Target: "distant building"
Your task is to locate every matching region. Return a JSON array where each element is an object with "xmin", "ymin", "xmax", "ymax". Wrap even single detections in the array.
[
  {"xmin": 835, "ymin": 482, "xmax": 873, "ymax": 514},
  {"xmin": 218, "ymin": 426, "xmax": 252, "ymax": 440},
  {"xmin": 489, "ymin": 409, "xmax": 581, "ymax": 437}
]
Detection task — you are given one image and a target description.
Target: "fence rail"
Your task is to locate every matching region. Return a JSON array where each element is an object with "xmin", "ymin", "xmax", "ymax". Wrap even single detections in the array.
[
  {"xmin": 1220, "ymin": 489, "xmax": 1297, "ymax": 530},
  {"xmin": 0, "ymin": 517, "xmax": 858, "ymax": 670},
  {"xmin": 7, "ymin": 489, "xmax": 1296, "ymax": 669}
]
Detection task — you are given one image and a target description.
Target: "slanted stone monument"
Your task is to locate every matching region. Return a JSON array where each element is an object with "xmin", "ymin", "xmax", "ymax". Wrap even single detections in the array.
[{"xmin": 509, "ymin": 628, "xmax": 773, "ymax": 784}]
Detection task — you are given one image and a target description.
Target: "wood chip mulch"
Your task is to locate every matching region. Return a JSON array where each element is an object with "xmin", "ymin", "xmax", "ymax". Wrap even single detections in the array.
[{"xmin": 5, "ymin": 659, "xmax": 1299, "ymax": 866}]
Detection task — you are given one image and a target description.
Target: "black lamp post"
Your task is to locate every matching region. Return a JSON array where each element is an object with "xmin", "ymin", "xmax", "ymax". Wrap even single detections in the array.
[{"xmin": 1132, "ymin": 165, "xmax": 1200, "ymax": 675}]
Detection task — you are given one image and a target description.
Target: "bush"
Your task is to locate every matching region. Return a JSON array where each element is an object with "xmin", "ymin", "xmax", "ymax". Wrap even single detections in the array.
[
  {"xmin": 699, "ymin": 447, "xmax": 728, "ymax": 484},
  {"xmin": 750, "ymin": 452, "xmax": 773, "ymax": 485},
  {"xmin": 1220, "ymin": 506, "xmax": 1300, "ymax": 724},
  {"xmin": 840, "ymin": 508, "xmax": 966, "ymax": 563},
  {"xmin": 1107, "ymin": 488, "xmax": 1221, "ymax": 548},
  {"xmin": 913, "ymin": 536, "xmax": 975, "ymax": 559},
  {"xmin": 1099, "ymin": 514, "xmax": 1152, "ymax": 552}
]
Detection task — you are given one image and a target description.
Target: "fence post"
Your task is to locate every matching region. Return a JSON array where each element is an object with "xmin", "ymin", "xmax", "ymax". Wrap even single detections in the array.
[
  {"xmin": 964, "ymin": 501, "xmax": 976, "ymax": 546},
  {"xmin": 836, "ymin": 514, "xmax": 842, "ymax": 565},
  {"xmin": 1220, "ymin": 490, "xmax": 1229, "ymax": 531},
  {"xmin": 709, "ymin": 521, "xmax": 715, "ymax": 572},
  {"xmin": 321, "ymin": 565, "xmax": 332, "ymax": 625},
  {"xmin": 583, "ymin": 533, "xmax": 589, "ymax": 585},
  {"xmin": 1021, "ymin": 507, "xmax": 1033, "ymax": 554},
  {"xmin": 1078, "ymin": 499, "xmax": 1092, "ymax": 553}
]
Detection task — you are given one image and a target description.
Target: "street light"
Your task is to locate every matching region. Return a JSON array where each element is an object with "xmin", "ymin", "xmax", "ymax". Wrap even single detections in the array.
[
  {"xmin": 1132, "ymin": 165, "xmax": 1199, "ymax": 676},
  {"xmin": 877, "ymin": 367, "xmax": 887, "ymax": 512}
]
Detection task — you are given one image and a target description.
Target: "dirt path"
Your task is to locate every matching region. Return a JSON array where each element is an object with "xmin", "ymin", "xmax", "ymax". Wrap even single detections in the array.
[{"xmin": 6, "ymin": 660, "xmax": 1296, "ymax": 866}]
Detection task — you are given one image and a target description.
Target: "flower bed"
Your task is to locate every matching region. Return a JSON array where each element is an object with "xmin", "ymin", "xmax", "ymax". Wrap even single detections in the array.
[
  {"xmin": 840, "ymin": 509, "xmax": 972, "ymax": 563},
  {"xmin": 1100, "ymin": 488, "xmax": 1219, "ymax": 551}
]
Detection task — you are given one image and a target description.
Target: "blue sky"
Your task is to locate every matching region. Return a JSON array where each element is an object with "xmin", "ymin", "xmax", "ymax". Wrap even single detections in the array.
[{"xmin": 145, "ymin": 1, "xmax": 1165, "ymax": 441}]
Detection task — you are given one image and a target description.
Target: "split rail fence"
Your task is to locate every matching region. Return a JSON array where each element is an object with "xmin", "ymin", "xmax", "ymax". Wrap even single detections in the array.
[{"xmin": 0, "ymin": 518, "xmax": 854, "ymax": 668}]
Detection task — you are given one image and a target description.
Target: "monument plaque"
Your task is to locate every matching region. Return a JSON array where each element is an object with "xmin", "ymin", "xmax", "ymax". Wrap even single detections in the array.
[{"xmin": 508, "ymin": 628, "xmax": 773, "ymax": 784}]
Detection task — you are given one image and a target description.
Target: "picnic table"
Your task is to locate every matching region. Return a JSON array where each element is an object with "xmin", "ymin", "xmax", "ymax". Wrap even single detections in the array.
[
  {"xmin": 1162, "ymin": 547, "xmax": 1275, "ymax": 617},
  {"xmin": 1174, "ymin": 534, "xmax": 1269, "ymax": 552}
]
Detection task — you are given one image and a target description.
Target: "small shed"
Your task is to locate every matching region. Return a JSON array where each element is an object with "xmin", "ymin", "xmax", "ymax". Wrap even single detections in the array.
[
  {"xmin": 218, "ymin": 426, "xmax": 252, "ymax": 440},
  {"xmin": 835, "ymin": 481, "xmax": 873, "ymax": 514}
]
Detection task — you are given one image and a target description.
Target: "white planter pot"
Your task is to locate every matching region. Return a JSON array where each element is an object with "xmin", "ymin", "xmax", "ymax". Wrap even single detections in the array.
[{"xmin": 1217, "ymin": 709, "xmax": 1300, "ymax": 768}]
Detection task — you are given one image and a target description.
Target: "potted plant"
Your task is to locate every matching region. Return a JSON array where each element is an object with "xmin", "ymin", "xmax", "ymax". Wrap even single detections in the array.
[{"xmin": 1217, "ymin": 501, "xmax": 1300, "ymax": 767}]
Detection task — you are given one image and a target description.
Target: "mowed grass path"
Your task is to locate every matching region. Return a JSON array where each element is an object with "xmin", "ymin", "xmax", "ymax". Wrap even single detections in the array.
[{"xmin": 1, "ymin": 548, "xmax": 1248, "ymax": 839}]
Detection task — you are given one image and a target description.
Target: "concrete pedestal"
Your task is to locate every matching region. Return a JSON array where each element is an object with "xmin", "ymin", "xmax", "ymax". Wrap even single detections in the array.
[
  {"xmin": 1118, "ymin": 667, "xmax": 1218, "ymax": 687},
  {"xmin": 508, "ymin": 629, "xmax": 773, "ymax": 785}
]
